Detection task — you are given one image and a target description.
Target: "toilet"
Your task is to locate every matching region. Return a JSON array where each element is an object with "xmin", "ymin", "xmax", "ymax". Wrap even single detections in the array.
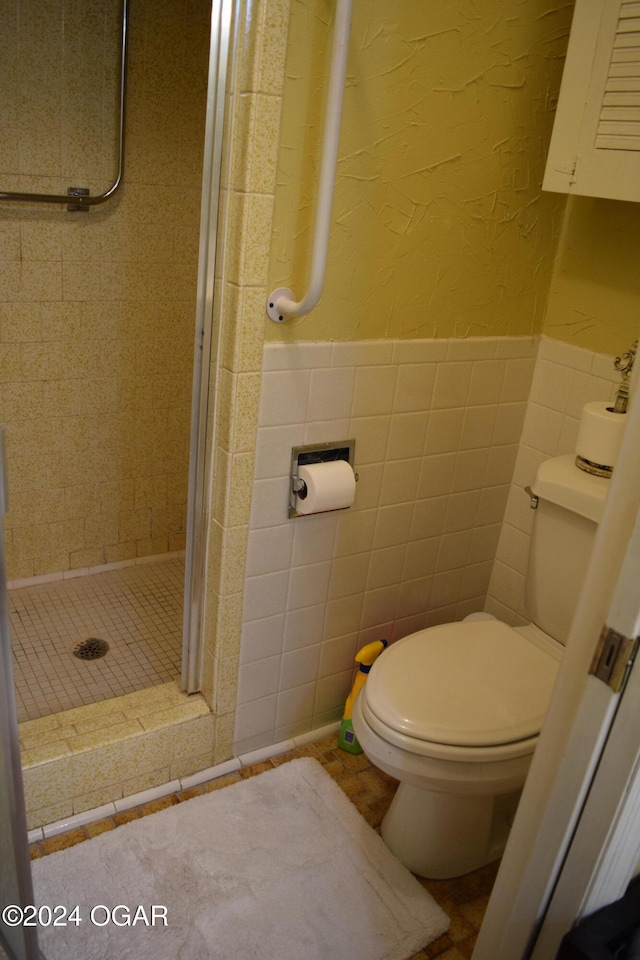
[{"xmin": 352, "ymin": 454, "xmax": 609, "ymax": 879}]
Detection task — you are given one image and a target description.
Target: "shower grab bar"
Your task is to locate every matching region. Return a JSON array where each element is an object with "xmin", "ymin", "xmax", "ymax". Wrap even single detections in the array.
[
  {"xmin": 266, "ymin": 0, "xmax": 352, "ymax": 322},
  {"xmin": 0, "ymin": 0, "xmax": 128, "ymax": 210}
]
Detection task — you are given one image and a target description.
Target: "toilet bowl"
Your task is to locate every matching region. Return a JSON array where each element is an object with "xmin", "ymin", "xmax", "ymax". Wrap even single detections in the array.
[
  {"xmin": 352, "ymin": 454, "xmax": 609, "ymax": 879},
  {"xmin": 353, "ymin": 619, "xmax": 561, "ymax": 878}
]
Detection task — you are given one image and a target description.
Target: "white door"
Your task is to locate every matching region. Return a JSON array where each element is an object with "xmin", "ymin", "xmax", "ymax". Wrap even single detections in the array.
[
  {"xmin": 531, "ymin": 506, "xmax": 640, "ymax": 958},
  {"xmin": 473, "ymin": 353, "xmax": 640, "ymax": 960},
  {"xmin": 0, "ymin": 429, "xmax": 41, "ymax": 960}
]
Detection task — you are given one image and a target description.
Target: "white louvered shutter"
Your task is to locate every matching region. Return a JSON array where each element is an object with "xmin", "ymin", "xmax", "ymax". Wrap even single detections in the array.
[
  {"xmin": 596, "ymin": 3, "xmax": 640, "ymax": 150},
  {"xmin": 544, "ymin": 0, "xmax": 640, "ymax": 202}
]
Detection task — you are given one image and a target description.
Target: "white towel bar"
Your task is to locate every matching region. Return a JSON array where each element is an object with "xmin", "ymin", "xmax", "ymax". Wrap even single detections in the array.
[{"xmin": 266, "ymin": 0, "xmax": 353, "ymax": 323}]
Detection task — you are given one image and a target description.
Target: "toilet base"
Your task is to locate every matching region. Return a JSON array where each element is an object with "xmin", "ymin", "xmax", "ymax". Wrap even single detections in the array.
[{"xmin": 381, "ymin": 781, "xmax": 521, "ymax": 879}]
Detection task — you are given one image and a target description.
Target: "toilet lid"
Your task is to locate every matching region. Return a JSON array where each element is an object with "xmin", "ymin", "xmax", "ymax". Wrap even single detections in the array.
[{"xmin": 364, "ymin": 621, "xmax": 560, "ymax": 748}]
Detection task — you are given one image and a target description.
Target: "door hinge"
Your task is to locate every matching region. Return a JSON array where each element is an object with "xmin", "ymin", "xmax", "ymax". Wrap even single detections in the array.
[{"xmin": 590, "ymin": 626, "xmax": 640, "ymax": 693}]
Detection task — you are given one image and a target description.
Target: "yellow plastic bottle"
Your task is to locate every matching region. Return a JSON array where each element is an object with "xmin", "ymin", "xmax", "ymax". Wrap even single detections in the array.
[{"xmin": 338, "ymin": 639, "xmax": 388, "ymax": 753}]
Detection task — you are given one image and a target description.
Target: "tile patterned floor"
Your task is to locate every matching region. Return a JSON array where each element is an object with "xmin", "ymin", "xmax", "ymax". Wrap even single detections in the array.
[
  {"xmin": 30, "ymin": 734, "xmax": 499, "ymax": 959},
  {"xmin": 11, "ymin": 557, "xmax": 184, "ymax": 723}
]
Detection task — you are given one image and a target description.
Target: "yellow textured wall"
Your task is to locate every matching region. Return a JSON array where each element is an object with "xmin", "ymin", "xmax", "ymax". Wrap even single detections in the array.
[
  {"xmin": 542, "ymin": 196, "xmax": 640, "ymax": 356},
  {"xmin": 267, "ymin": 0, "xmax": 572, "ymax": 342},
  {"xmin": 0, "ymin": 0, "xmax": 210, "ymax": 580}
]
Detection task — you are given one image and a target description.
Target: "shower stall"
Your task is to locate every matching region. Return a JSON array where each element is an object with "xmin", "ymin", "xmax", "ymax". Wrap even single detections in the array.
[
  {"xmin": 0, "ymin": 0, "xmax": 286, "ymax": 848},
  {"xmin": 0, "ymin": 0, "xmax": 224, "ymax": 725},
  {"xmin": 0, "ymin": 0, "xmax": 246, "ymax": 952}
]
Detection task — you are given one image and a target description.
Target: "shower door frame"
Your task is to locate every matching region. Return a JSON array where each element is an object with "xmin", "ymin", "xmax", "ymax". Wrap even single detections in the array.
[
  {"xmin": 0, "ymin": 429, "xmax": 41, "ymax": 960},
  {"xmin": 182, "ymin": 0, "xmax": 236, "ymax": 692}
]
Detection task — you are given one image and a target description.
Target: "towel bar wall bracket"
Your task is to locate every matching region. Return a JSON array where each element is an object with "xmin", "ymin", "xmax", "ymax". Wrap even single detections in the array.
[
  {"xmin": 67, "ymin": 187, "xmax": 91, "ymax": 213},
  {"xmin": 266, "ymin": 288, "xmax": 295, "ymax": 323}
]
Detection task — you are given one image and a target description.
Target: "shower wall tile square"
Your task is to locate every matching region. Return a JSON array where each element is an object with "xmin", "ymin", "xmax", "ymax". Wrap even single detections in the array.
[
  {"xmin": 235, "ymin": 335, "xmax": 536, "ymax": 755},
  {"xmin": 0, "ymin": 0, "xmax": 209, "ymax": 580}
]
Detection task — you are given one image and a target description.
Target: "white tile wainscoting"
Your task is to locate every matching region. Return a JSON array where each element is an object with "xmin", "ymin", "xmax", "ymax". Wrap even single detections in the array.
[
  {"xmin": 487, "ymin": 337, "xmax": 619, "ymax": 623},
  {"xmin": 235, "ymin": 336, "xmax": 529, "ymax": 753},
  {"xmin": 234, "ymin": 336, "xmax": 620, "ymax": 755}
]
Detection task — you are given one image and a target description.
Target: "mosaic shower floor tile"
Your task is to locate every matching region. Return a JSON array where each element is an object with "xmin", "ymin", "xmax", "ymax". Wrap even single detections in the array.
[{"xmin": 11, "ymin": 557, "xmax": 184, "ymax": 723}]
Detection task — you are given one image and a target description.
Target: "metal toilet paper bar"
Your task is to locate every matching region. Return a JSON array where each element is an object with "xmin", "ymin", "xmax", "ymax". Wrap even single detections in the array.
[{"xmin": 289, "ymin": 440, "xmax": 357, "ymax": 518}]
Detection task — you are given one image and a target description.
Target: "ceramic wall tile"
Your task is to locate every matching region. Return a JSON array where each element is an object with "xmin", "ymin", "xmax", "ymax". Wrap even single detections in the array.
[
  {"xmin": 245, "ymin": 524, "xmax": 294, "ymax": 577},
  {"xmin": 236, "ymin": 335, "xmax": 619, "ymax": 754},
  {"xmin": 487, "ymin": 337, "xmax": 619, "ymax": 622},
  {"xmin": 236, "ymin": 336, "xmax": 539, "ymax": 753},
  {"xmin": 351, "ymin": 365, "xmax": 398, "ymax": 418},
  {"xmin": 283, "ymin": 604, "xmax": 326, "ymax": 651}
]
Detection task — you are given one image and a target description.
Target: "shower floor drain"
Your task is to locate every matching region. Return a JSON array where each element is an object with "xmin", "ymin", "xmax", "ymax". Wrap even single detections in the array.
[{"xmin": 72, "ymin": 637, "xmax": 110, "ymax": 661}]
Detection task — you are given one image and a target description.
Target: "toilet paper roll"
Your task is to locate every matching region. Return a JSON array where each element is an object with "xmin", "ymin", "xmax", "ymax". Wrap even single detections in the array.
[
  {"xmin": 296, "ymin": 460, "xmax": 356, "ymax": 515},
  {"xmin": 576, "ymin": 401, "xmax": 627, "ymax": 468}
]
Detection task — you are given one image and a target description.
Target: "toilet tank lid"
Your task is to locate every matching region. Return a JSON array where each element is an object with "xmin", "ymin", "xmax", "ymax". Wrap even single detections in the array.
[{"xmin": 532, "ymin": 454, "xmax": 609, "ymax": 523}]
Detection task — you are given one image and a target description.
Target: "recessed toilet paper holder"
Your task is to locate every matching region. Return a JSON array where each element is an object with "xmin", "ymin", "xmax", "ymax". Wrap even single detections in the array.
[{"xmin": 289, "ymin": 440, "xmax": 357, "ymax": 518}]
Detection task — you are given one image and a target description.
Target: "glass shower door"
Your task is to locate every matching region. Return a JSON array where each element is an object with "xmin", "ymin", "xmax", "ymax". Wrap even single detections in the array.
[{"xmin": 0, "ymin": 429, "xmax": 41, "ymax": 960}]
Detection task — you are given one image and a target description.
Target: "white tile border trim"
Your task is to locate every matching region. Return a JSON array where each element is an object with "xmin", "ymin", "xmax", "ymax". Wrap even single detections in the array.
[
  {"xmin": 42, "ymin": 802, "xmax": 120, "ymax": 840},
  {"xmin": 179, "ymin": 758, "xmax": 242, "ymax": 791},
  {"xmin": 237, "ymin": 740, "xmax": 295, "ymax": 767},
  {"xmin": 113, "ymin": 780, "xmax": 183, "ymax": 815}
]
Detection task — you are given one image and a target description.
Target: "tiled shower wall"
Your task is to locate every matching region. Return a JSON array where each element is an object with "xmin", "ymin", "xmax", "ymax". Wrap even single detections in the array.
[
  {"xmin": 0, "ymin": 0, "xmax": 210, "ymax": 581},
  {"xmin": 235, "ymin": 335, "xmax": 621, "ymax": 756},
  {"xmin": 235, "ymin": 335, "xmax": 537, "ymax": 754}
]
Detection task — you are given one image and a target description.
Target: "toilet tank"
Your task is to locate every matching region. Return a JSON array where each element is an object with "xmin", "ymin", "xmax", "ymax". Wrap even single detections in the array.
[{"xmin": 525, "ymin": 454, "xmax": 609, "ymax": 645}]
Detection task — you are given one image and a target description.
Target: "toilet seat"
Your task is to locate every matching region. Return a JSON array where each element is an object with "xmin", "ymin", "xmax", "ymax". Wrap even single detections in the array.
[{"xmin": 362, "ymin": 620, "xmax": 561, "ymax": 764}]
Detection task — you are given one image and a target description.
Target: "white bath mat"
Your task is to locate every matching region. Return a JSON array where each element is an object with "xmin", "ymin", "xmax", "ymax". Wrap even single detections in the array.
[{"xmin": 32, "ymin": 758, "xmax": 449, "ymax": 960}]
